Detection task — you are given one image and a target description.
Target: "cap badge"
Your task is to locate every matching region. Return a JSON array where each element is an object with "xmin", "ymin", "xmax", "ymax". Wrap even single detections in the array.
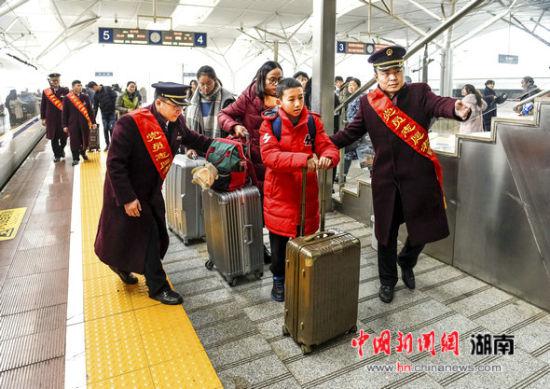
[{"xmin": 386, "ymin": 48, "xmax": 393, "ymax": 56}]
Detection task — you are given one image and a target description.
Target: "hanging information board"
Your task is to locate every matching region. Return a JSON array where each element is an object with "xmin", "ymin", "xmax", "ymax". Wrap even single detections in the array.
[{"xmin": 99, "ymin": 27, "xmax": 207, "ymax": 47}]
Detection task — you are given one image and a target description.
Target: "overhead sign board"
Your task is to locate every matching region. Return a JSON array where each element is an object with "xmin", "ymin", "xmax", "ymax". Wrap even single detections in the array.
[
  {"xmin": 336, "ymin": 41, "xmax": 376, "ymax": 55},
  {"xmin": 498, "ymin": 54, "xmax": 518, "ymax": 64},
  {"xmin": 95, "ymin": 72, "xmax": 113, "ymax": 77},
  {"xmin": 98, "ymin": 27, "xmax": 207, "ymax": 47}
]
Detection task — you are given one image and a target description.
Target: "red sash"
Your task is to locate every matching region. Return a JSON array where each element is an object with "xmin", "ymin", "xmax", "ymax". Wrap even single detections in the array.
[
  {"xmin": 44, "ymin": 88, "xmax": 63, "ymax": 111},
  {"xmin": 368, "ymin": 88, "xmax": 445, "ymax": 199},
  {"xmin": 129, "ymin": 109, "xmax": 174, "ymax": 180},
  {"xmin": 66, "ymin": 92, "xmax": 93, "ymax": 129}
]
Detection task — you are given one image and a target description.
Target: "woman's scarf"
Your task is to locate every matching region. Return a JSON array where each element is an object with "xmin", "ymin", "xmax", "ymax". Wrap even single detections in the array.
[{"xmin": 186, "ymin": 82, "xmax": 224, "ymax": 138}]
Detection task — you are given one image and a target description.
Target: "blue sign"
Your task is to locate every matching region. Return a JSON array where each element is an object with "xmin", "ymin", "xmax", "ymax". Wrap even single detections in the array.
[
  {"xmin": 336, "ymin": 41, "xmax": 347, "ymax": 54},
  {"xmin": 194, "ymin": 33, "xmax": 207, "ymax": 47},
  {"xmin": 98, "ymin": 28, "xmax": 114, "ymax": 43}
]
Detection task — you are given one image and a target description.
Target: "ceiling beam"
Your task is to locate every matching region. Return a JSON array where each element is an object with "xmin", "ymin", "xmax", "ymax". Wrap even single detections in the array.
[
  {"xmin": 404, "ymin": 0, "xmax": 442, "ymax": 21},
  {"xmin": 361, "ymin": 0, "xmax": 445, "ymax": 49},
  {"xmin": 0, "ymin": 0, "xmax": 31, "ymax": 18},
  {"xmin": 453, "ymin": 0, "xmax": 517, "ymax": 48},
  {"xmin": 50, "ymin": 0, "xmax": 67, "ymax": 29}
]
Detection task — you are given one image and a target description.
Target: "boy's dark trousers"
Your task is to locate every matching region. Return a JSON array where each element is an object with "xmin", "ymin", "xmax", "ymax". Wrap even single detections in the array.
[{"xmin": 269, "ymin": 232, "xmax": 290, "ymax": 278}]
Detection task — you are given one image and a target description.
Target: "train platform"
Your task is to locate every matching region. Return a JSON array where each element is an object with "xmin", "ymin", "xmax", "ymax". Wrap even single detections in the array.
[{"xmin": 1, "ymin": 135, "xmax": 550, "ymax": 389}]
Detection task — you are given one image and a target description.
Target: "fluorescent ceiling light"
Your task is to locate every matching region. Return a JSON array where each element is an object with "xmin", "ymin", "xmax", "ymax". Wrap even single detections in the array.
[{"xmin": 172, "ymin": 0, "xmax": 219, "ymax": 27}]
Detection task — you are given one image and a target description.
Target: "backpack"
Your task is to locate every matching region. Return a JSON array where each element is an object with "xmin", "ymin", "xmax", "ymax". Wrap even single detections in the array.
[
  {"xmin": 206, "ymin": 137, "xmax": 255, "ymax": 192},
  {"xmin": 272, "ymin": 114, "xmax": 316, "ymax": 148}
]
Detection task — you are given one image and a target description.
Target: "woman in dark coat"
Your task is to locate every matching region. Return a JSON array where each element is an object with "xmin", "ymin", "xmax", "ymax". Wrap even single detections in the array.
[{"xmin": 218, "ymin": 60, "xmax": 283, "ymax": 193}]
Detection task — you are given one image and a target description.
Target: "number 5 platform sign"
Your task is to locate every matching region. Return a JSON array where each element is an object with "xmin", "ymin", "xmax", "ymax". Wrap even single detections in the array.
[{"xmin": 99, "ymin": 27, "xmax": 207, "ymax": 48}]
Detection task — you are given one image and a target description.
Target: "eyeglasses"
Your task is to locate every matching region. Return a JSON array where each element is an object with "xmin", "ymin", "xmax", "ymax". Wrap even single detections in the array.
[
  {"xmin": 160, "ymin": 98, "xmax": 183, "ymax": 111},
  {"xmin": 266, "ymin": 77, "xmax": 283, "ymax": 85}
]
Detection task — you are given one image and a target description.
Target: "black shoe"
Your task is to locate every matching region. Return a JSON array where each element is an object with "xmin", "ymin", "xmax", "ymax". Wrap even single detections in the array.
[
  {"xmin": 263, "ymin": 245, "xmax": 272, "ymax": 264},
  {"xmin": 271, "ymin": 277, "xmax": 284, "ymax": 302},
  {"xmin": 81, "ymin": 153, "xmax": 89, "ymax": 161},
  {"xmin": 61, "ymin": 150, "xmax": 66, "ymax": 158},
  {"xmin": 72, "ymin": 160, "xmax": 79, "ymax": 166},
  {"xmin": 379, "ymin": 285, "xmax": 394, "ymax": 303},
  {"xmin": 150, "ymin": 289, "xmax": 183, "ymax": 305},
  {"xmin": 109, "ymin": 266, "xmax": 138, "ymax": 285},
  {"xmin": 400, "ymin": 266, "xmax": 416, "ymax": 290},
  {"xmin": 53, "ymin": 157, "xmax": 60, "ymax": 163}
]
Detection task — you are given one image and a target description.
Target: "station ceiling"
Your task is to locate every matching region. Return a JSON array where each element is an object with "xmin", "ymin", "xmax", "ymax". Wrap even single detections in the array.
[{"xmin": 1, "ymin": 0, "xmax": 549, "ymax": 69}]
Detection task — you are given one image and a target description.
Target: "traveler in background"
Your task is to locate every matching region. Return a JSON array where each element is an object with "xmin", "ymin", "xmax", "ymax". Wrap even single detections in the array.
[
  {"xmin": 62, "ymin": 80, "xmax": 96, "ymax": 166},
  {"xmin": 343, "ymin": 78, "xmax": 362, "ymax": 176},
  {"xmin": 459, "ymin": 84, "xmax": 487, "ymax": 134},
  {"xmin": 335, "ymin": 76, "xmax": 344, "ymax": 93},
  {"xmin": 515, "ymin": 76, "xmax": 541, "ymax": 116},
  {"xmin": 95, "ymin": 82, "xmax": 213, "ymax": 305},
  {"xmin": 188, "ymin": 79, "xmax": 198, "ymax": 99},
  {"xmin": 260, "ymin": 78, "xmax": 339, "ymax": 302},
  {"xmin": 87, "ymin": 81, "xmax": 118, "ymax": 151},
  {"xmin": 116, "ymin": 81, "xmax": 142, "ymax": 116},
  {"xmin": 293, "ymin": 71, "xmax": 309, "ymax": 90},
  {"xmin": 40, "ymin": 72, "xmax": 69, "ymax": 162},
  {"xmin": 330, "ymin": 45, "xmax": 471, "ymax": 304},
  {"xmin": 482, "ymin": 80, "xmax": 497, "ymax": 131},
  {"xmin": 185, "ymin": 65, "xmax": 235, "ymax": 140},
  {"xmin": 5, "ymin": 89, "xmax": 18, "ymax": 127}
]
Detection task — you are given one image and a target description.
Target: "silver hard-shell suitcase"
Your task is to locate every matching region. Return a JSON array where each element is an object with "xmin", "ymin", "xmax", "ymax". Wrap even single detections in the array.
[
  {"xmin": 165, "ymin": 154, "xmax": 206, "ymax": 245},
  {"xmin": 202, "ymin": 186, "xmax": 264, "ymax": 286}
]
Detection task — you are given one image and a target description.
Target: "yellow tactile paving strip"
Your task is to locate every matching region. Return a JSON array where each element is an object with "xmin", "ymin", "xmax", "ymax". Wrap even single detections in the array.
[{"xmin": 80, "ymin": 152, "xmax": 222, "ymax": 388}]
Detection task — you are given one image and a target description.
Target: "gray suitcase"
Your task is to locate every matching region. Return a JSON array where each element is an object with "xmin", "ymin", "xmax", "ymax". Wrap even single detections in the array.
[
  {"xmin": 202, "ymin": 186, "xmax": 264, "ymax": 286},
  {"xmin": 165, "ymin": 154, "xmax": 206, "ymax": 245}
]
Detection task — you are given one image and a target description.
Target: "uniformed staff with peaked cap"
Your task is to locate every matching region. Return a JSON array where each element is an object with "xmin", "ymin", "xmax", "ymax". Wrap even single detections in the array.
[
  {"xmin": 94, "ymin": 82, "xmax": 213, "ymax": 305},
  {"xmin": 331, "ymin": 45, "xmax": 471, "ymax": 303}
]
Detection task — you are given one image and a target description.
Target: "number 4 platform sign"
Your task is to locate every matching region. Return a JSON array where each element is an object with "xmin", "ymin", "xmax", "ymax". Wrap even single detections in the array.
[{"xmin": 99, "ymin": 27, "xmax": 207, "ymax": 48}]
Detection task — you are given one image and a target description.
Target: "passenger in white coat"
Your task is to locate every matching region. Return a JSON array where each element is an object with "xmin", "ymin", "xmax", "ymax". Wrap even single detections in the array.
[{"xmin": 459, "ymin": 84, "xmax": 487, "ymax": 134}]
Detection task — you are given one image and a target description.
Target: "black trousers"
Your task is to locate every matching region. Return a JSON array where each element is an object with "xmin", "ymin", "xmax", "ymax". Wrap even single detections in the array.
[
  {"xmin": 144, "ymin": 222, "xmax": 170, "ymax": 296},
  {"xmin": 71, "ymin": 148, "xmax": 87, "ymax": 161},
  {"xmin": 378, "ymin": 193, "xmax": 425, "ymax": 287},
  {"xmin": 51, "ymin": 136, "xmax": 67, "ymax": 158},
  {"xmin": 269, "ymin": 232, "xmax": 290, "ymax": 278}
]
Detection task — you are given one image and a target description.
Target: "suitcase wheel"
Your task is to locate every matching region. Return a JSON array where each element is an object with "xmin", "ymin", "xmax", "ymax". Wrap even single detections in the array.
[
  {"xmin": 205, "ymin": 260, "xmax": 214, "ymax": 271},
  {"xmin": 184, "ymin": 238, "xmax": 190, "ymax": 246},
  {"xmin": 348, "ymin": 325, "xmax": 358, "ymax": 334},
  {"xmin": 254, "ymin": 271, "xmax": 263, "ymax": 279},
  {"xmin": 227, "ymin": 277, "xmax": 237, "ymax": 287},
  {"xmin": 300, "ymin": 344, "xmax": 312, "ymax": 355},
  {"xmin": 282, "ymin": 325, "xmax": 289, "ymax": 337}
]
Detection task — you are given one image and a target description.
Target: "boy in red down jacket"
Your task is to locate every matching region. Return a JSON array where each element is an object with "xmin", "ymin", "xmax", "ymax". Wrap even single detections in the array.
[{"xmin": 260, "ymin": 78, "xmax": 340, "ymax": 302}]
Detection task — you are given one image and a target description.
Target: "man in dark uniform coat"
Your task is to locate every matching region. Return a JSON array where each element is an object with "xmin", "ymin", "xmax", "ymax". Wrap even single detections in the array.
[
  {"xmin": 330, "ymin": 46, "xmax": 471, "ymax": 303},
  {"xmin": 40, "ymin": 73, "xmax": 69, "ymax": 162},
  {"xmin": 62, "ymin": 80, "xmax": 96, "ymax": 166},
  {"xmin": 94, "ymin": 83, "xmax": 213, "ymax": 305}
]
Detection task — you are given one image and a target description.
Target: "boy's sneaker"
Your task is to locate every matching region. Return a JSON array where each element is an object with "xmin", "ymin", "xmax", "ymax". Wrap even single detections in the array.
[{"xmin": 271, "ymin": 277, "xmax": 284, "ymax": 302}]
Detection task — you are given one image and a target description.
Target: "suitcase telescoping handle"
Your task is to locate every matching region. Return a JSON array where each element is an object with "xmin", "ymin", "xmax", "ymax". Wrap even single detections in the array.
[
  {"xmin": 299, "ymin": 166, "xmax": 328, "ymax": 237},
  {"xmin": 299, "ymin": 168, "xmax": 307, "ymax": 237}
]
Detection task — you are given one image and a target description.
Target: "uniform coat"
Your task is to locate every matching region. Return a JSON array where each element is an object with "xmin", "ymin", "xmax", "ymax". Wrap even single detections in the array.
[
  {"xmin": 331, "ymin": 83, "xmax": 462, "ymax": 247},
  {"xmin": 61, "ymin": 93, "xmax": 95, "ymax": 152},
  {"xmin": 482, "ymin": 87, "xmax": 497, "ymax": 131},
  {"xmin": 41, "ymin": 87, "xmax": 69, "ymax": 140},
  {"xmin": 218, "ymin": 82, "xmax": 266, "ymax": 191},
  {"xmin": 260, "ymin": 107, "xmax": 340, "ymax": 237},
  {"xmin": 94, "ymin": 104, "xmax": 212, "ymax": 273}
]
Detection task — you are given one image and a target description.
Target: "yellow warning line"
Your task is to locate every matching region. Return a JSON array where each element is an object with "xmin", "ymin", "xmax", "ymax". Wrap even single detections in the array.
[{"xmin": 80, "ymin": 152, "xmax": 222, "ymax": 388}]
